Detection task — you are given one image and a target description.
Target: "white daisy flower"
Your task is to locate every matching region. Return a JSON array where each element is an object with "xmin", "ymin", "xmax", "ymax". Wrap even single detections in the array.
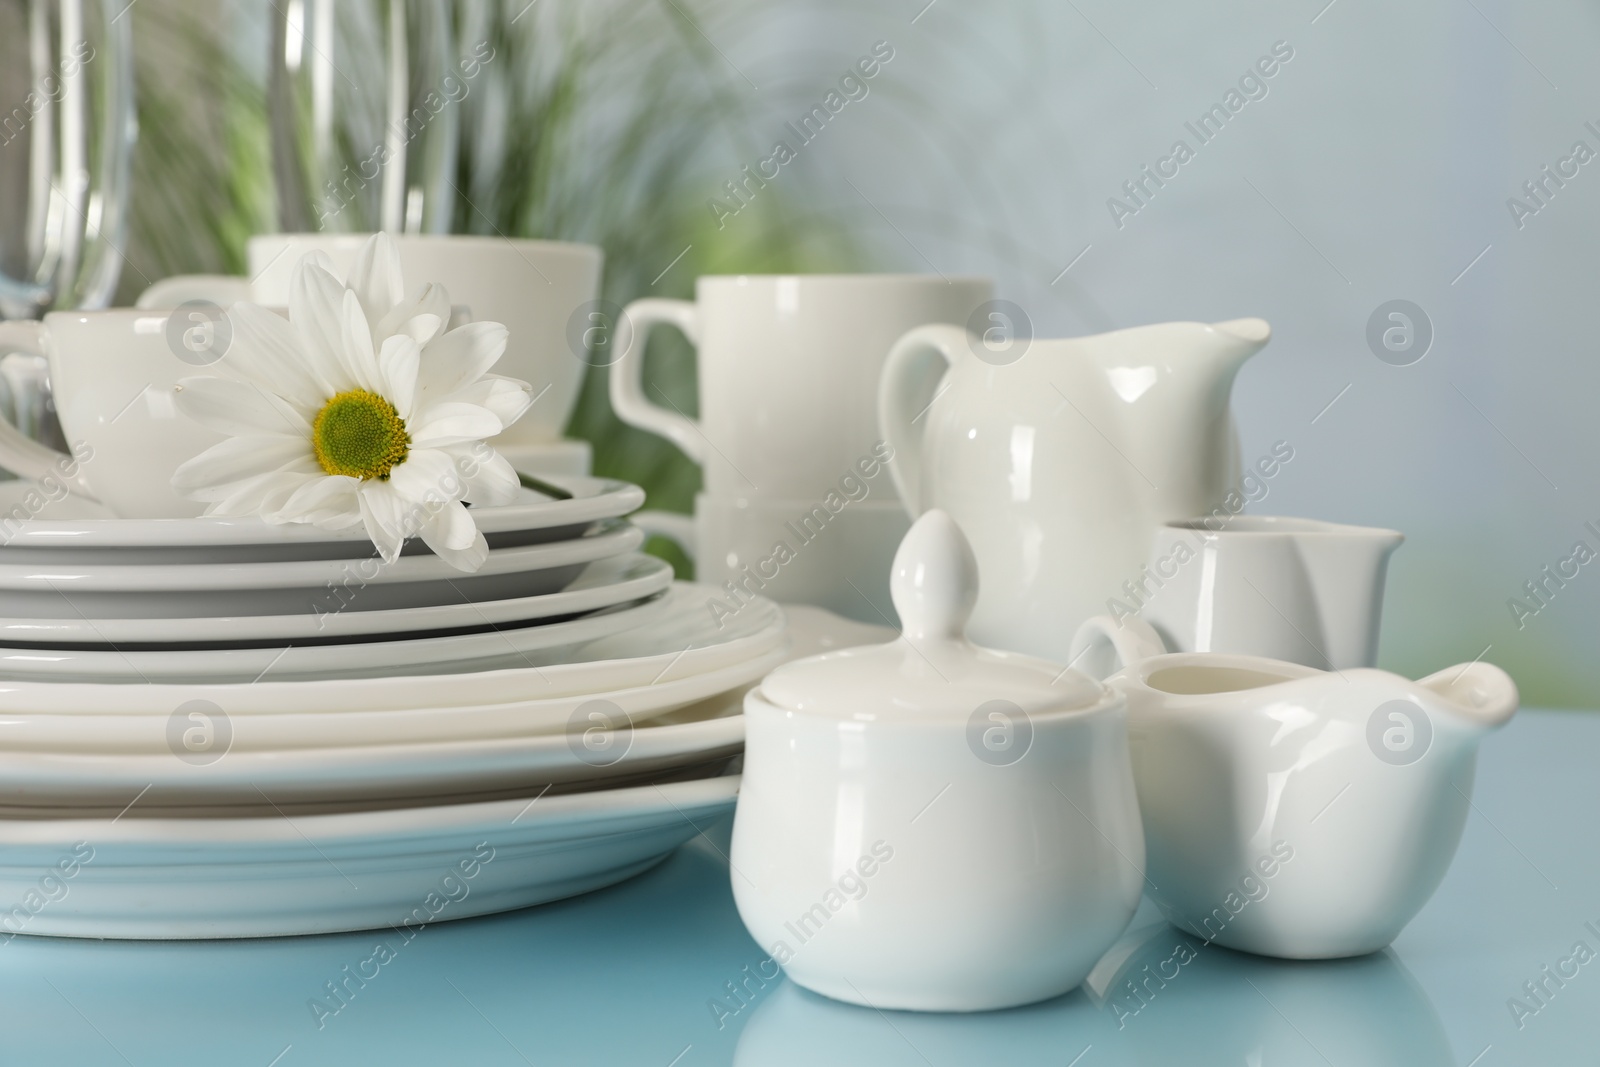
[{"xmin": 171, "ymin": 233, "xmax": 533, "ymax": 573}]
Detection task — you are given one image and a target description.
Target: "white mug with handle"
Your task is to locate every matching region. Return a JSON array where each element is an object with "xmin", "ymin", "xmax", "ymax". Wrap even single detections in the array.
[{"xmin": 610, "ymin": 274, "xmax": 992, "ymax": 499}]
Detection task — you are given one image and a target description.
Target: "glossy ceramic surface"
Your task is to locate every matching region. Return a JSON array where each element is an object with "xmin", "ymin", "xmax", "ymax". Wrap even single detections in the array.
[
  {"xmin": 0, "ymin": 689, "xmax": 746, "ymax": 814},
  {"xmin": 0, "ymin": 642, "xmax": 789, "ymax": 755},
  {"xmin": 612, "ymin": 274, "xmax": 990, "ymax": 498},
  {"xmin": 732, "ymin": 512, "xmax": 1142, "ymax": 1011},
  {"xmin": 0, "ymin": 707, "xmax": 1585, "ymax": 1063},
  {"xmin": 878, "ymin": 318, "xmax": 1271, "ymax": 661},
  {"xmin": 0, "ymin": 311, "xmax": 230, "ymax": 516},
  {"xmin": 1101, "ymin": 647, "xmax": 1519, "ymax": 958},
  {"xmin": 0, "ymin": 773, "xmax": 736, "ymax": 939},
  {"xmin": 0, "ymin": 476, "xmax": 644, "ymax": 560},
  {"xmin": 0, "ymin": 522, "xmax": 639, "ymax": 618},
  {"xmin": 0, "ymin": 585, "xmax": 777, "ymax": 700},
  {"xmin": 0, "ymin": 553, "xmax": 673, "ymax": 645},
  {"xmin": 1140, "ymin": 515, "xmax": 1405, "ymax": 669}
]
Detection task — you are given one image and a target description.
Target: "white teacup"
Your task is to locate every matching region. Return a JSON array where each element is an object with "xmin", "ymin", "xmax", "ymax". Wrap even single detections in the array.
[
  {"xmin": 1137, "ymin": 515, "xmax": 1405, "ymax": 670},
  {"xmin": 611, "ymin": 274, "xmax": 991, "ymax": 499},
  {"xmin": 0, "ymin": 310, "xmax": 236, "ymax": 518},
  {"xmin": 137, "ymin": 233, "xmax": 603, "ymax": 445}
]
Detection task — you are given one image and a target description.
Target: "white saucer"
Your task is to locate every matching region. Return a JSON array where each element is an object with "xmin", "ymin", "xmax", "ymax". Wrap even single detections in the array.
[
  {"xmin": 0, "ymin": 583, "xmax": 763, "ymax": 684},
  {"xmin": 0, "ymin": 474, "xmax": 642, "ymax": 561},
  {"xmin": 0, "ymin": 553, "xmax": 673, "ymax": 645},
  {"xmin": 0, "ymin": 772, "xmax": 739, "ymax": 939},
  {"xmin": 0, "ymin": 523, "xmax": 640, "ymax": 618}
]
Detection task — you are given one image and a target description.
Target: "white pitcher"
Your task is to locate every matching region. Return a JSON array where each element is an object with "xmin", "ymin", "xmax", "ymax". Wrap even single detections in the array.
[{"xmin": 878, "ymin": 317, "xmax": 1271, "ymax": 660}]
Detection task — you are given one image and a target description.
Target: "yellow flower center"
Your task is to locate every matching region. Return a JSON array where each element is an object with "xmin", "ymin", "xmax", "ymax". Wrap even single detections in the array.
[{"xmin": 312, "ymin": 389, "xmax": 410, "ymax": 480}]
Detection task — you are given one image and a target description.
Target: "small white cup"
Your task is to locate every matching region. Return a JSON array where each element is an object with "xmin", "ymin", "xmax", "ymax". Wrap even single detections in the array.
[
  {"xmin": 138, "ymin": 233, "xmax": 603, "ymax": 445},
  {"xmin": 0, "ymin": 310, "xmax": 236, "ymax": 518}
]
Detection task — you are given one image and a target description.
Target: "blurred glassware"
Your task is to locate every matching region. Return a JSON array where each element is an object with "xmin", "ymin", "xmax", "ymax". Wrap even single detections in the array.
[
  {"xmin": 0, "ymin": 0, "xmax": 136, "ymax": 319},
  {"xmin": 267, "ymin": 0, "xmax": 458, "ymax": 234}
]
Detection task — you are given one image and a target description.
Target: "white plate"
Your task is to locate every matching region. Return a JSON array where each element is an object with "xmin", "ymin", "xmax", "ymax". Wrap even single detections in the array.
[
  {"xmin": 0, "ymin": 591, "xmax": 663, "ymax": 681},
  {"xmin": 0, "ymin": 689, "xmax": 746, "ymax": 812},
  {"xmin": 0, "ymin": 772, "xmax": 739, "ymax": 939},
  {"xmin": 0, "ymin": 586, "xmax": 782, "ymax": 707},
  {"xmin": 0, "ymin": 641, "xmax": 789, "ymax": 752},
  {"xmin": 0, "ymin": 475, "xmax": 644, "ymax": 562},
  {"xmin": 0, "ymin": 523, "xmax": 639, "ymax": 618},
  {"xmin": 0, "ymin": 553, "xmax": 673, "ymax": 645}
]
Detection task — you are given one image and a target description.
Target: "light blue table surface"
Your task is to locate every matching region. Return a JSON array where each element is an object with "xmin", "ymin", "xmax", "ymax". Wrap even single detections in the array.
[{"xmin": 1, "ymin": 708, "xmax": 1593, "ymax": 1066}]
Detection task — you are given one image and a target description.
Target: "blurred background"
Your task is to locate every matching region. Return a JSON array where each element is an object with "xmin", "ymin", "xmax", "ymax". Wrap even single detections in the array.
[{"xmin": 17, "ymin": 0, "xmax": 1600, "ymax": 705}]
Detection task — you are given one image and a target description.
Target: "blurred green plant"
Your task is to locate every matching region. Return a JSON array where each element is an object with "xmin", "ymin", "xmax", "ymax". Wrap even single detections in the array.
[{"xmin": 121, "ymin": 0, "xmax": 866, "ymax": 559}]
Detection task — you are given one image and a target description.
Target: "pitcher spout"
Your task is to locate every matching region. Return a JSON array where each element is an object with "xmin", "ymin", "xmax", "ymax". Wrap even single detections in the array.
[{"xmin": 1417, "ymin": 661, "xmax": 1520, "ymax": 731}]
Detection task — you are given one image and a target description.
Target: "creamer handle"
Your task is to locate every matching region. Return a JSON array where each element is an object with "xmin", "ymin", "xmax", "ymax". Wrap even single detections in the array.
[
  {"xmin": 609, "ymin": 298, "xmax": 704, "ymax": 463},
  {"xmin": 877, "ymin": 323, "xmax": 969, "ymax": 517},
  {"xmin": 1068, "ymin": 613, "xmax": 1168, "ymax": 681}
]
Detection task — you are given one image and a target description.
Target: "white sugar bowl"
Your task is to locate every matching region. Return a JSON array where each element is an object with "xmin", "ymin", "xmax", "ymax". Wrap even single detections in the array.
[{"xmin": 730, "ymin": 510, "xmax": 1145, "ymax": 1012}]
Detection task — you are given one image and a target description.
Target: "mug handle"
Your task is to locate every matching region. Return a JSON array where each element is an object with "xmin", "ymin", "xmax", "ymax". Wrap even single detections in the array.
[
  {"xmin": 0, "ymin": 322, "xmax": 98, "ymax": 500},
  {"xmin": 631, "ymin": 510, "xmax": 697, "ymax": 564},
  {"xmin": 1068, "ymin": 614, "xmax": 1168, "ymax": 681},
  {"xmin": 877, "ymin": 323, "xmax": 972, "ymax": 516},
  {"xmin": 609, "ymin": 298, "xmax": 705, "ymax": 463},
  {"xmin": 135, "ymin": 275, "xmax": 254, "ymax": 310}
]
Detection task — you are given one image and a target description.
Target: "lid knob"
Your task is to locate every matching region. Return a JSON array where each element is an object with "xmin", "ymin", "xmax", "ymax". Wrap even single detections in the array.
[{"xmin": 891, "ymin": 509, "xmax": 978, "ymax": 643}]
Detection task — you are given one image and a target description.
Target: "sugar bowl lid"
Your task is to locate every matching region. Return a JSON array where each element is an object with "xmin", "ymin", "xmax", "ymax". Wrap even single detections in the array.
[{"xmin": 760, "ymin": 510, "xmax": 1107, "ymax": 721}]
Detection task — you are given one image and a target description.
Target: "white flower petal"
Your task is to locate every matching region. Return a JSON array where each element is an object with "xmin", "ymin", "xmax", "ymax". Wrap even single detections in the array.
[
  {"xmin": 378, "ymin": 282, "xmax": 452, "ymax": 345},
  {"xmin": 387, "ymin": 447, "xmax": 463, "ymax": 510},
  {"xmin": 206, "ymin": 466, "xmax": 321, "ymax": 516},
  {"xmin": 290, "ymin": 261, "xmax": 359, "ymax": 393},
  {"xmin": 448, "ymin": 375, "xmax": 534, "ymax": 429},
  {"xmin": 272, "ymin": 474, "xmax": 363, "ymax": 527},
  {"xmin": 339, "ymin": 289, "xmax": 381, "ymax": 393},
  {"xmin": 172, "ymin": 436, "xmax": 311, "ymax": 496},
  {"xmin": 224, "ymin": 303, "xmax": 334, "ymax": 406},
  {"xmin": 420, "ymin": 501, "xmax": 488, "ymax": 571},
  {"xmin": 408, "ymin": 402, "xmax": 504, "ymax": 448},
  {"xmin": 175, "ymin": 376, "xmax": 309, "ymax": 437},
  {"xmin": 358, "ymin": 482, "xmax": 412, "ymax": 562},
  {"xmin": 376, "ymin": 335, "xmax": 422, "ymax": 421},
  {"xmin": 416, "ymin": 321, "xmax": 509, "ymax": 400},
  {"xmin": 348, "ymin": 233, "xmax": 405, "ymax": 326},
  {"xmin": 444, "ymin": 443, "xmax": 519, "ymax": 507}
]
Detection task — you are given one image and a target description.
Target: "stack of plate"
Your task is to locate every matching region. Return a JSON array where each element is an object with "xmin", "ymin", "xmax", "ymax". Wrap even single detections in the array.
[{"xmin": 0, "ymin": 475, "xmax": 831, "ymax": 940}]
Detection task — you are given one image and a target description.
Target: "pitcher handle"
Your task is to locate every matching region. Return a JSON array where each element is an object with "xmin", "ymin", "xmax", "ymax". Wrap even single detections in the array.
[
  {"xmin": 609, "ymin": 298, "xmax": 704, "ymax": 463},
  {"xmin": 877, "ymin": 323, "xmax": 970, "ymax": 516},
  {"xmin": 1068, "ymin": 614, "xmax": 1169, "ymax": 681},
  {"xmin": 0, "ymin": 322, "xmax": 98, "ymax": 500},
  {"xmin": 135, "ymin": 275, "xmax": 254, "ymax": 310}
]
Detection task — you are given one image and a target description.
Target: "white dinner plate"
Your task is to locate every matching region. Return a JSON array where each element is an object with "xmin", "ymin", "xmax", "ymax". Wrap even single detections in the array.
[
  {"xmin": 0, "ymin": 586, "xmax": 782, "ymax": 708},
  {"xmin": 0, "ymin": 522, "xmax": 639, "ymax": 618},
  {"xmin": 0, "ymin": 689, "xmax": 746, "ymax": 813},
  {"xmin": 0, "ymin": 475, "xmax": 645, "ymax": 562},
  {"xmin": 0, "ymin": 642, "xmax": 790, "ymax": 752},
  {"xmin": 0, "ymin": 552, "xmax": 673, "ymax": 645},
  {"xmin": 0, "ymin": 772, "xmax": 739, "ymax": 939}
]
